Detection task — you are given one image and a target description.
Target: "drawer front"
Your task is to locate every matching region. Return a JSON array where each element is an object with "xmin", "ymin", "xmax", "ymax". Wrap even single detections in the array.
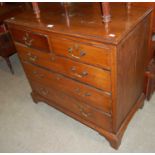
[
  {"xmin": 16, "ymin": 43, "xmax": 112, "ymax": 92},
  {"xmin": 10, "ymin": 28, "xmax": 50, "ymax": 53},
  {"xmin": 51, "ymin": 37, "xmax": 111, "ymax": 70},
  {"xmin": 23, "ymin": 62, "xmax": 112, "ymax": 114},
  {"xmin": 30, "ymin": 80, "xmax": 112, "ymax": 131}
]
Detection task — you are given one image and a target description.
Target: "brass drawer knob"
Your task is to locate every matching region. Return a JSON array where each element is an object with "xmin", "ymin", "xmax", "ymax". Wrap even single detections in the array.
[
  {"xmin": 77, "ymin": 104, "xmax": 91, "ymax": 118},
  {"xmin": 82, "ymin": 71, "xmax": 88, "ymax": 76},
  {"xmin": 74, "ymin": 88, "xmax": 91, "ymax": 97},
  {"xmin": 79, "ymin": 50, "xmax": 86, "ymax": 57},
  {"xmin": 68, "ymin": 44, "xmax": 86, "ymax": 59},
  {"xmin": 23, "ymin": 32, "xmax": 34, "ymax": 47},
  {"xmin": 24, "ymin": 39, "xmax": 33, "ymax": 47},
  {"xmin": 68, "ymin": 47, "xmax": 73, "ymax": 53},
  {"xmin": 29, "ymin": 55, "xmax": 37, "ymax": 62},
  {"xmin": 27, "ymin": 52, "xmax": 37, "ymax": 62},
  {"xmin": 71, "ymin": 66, "xmax": 88, "ymax": 78}
]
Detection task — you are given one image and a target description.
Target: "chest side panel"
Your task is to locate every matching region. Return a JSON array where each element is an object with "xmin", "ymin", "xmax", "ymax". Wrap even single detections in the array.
[{"xmin": 115, "ymin": 14, "xmax": 151, "ymax": 132}]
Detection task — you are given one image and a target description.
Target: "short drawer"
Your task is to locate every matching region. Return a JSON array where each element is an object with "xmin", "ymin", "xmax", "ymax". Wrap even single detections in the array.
[
  {"xmin": 10, "ymin": 28, "xmax": 50, "ymax": 53},
  {"xmin": 16, "ymin": 43, "xmax": 112, "ymax": 92},
  {"xmin": 30, "ymin": 80, "xmax": 112, "ymax": 131},
  {"xmin": 23, "ymin": 62, "xmax": 112, "ymax": 114},
  {"xmin": 51, "ymin": 36, "xmax": 111, "ymax": 70}
]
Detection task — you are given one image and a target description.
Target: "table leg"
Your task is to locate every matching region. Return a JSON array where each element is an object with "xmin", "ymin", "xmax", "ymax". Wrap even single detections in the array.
[{"xmin": 4, "ymin": 57, "xmax": 14, "ymax": 74}]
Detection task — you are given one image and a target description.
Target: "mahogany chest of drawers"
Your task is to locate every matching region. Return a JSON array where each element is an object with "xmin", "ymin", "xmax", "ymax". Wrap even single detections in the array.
[{"xmin": 6, "ymin": 3, "xmax": 152, "ymax": 149}]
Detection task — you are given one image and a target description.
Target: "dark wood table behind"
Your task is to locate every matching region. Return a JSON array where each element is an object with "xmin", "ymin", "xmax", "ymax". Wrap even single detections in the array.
[{"xmin": 0, "ymin": 3, "xmax": 31, "ymax": 74}]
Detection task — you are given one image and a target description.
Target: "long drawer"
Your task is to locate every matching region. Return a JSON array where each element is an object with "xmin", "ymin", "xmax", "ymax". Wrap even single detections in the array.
[
  {"xmin": 16, "ymin": 43, "xmax": 112, "ymax": 92},
  {"xmin": 29, "ymin": 80, "xmax": 112, "ymax": 131},
  {"xmin": 51, "ymin": 36, "xmax": 111, "ymax": 70},
  {"xmin": 22, "ymin": 62, "xmax": 112, "ymax": 114}
]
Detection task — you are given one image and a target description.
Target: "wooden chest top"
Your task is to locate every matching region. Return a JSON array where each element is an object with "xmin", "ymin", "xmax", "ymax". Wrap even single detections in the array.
[{"xmin": 5, "ymin": 2, "xmax": 152, "ymax": 44}]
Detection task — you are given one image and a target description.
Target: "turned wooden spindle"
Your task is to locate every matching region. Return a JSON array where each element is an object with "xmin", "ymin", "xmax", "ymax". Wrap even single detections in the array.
[
  {"xmin": 127, "ymin": 2, "xmax": 131, "ymax": 14},
  {"xmin": 101, "ymin": 2, "xmax": 111, "ymax": 23},
  {"xmin": 32, "ymin": 2, "xmax": 40, "ymax": 19},
  {"xmin": 127, "ymin": 2, "xmax": 131, "ymax": 10},
  {"xmin": 64, "ymin": 3, "xmax": 70, "ymax": 27}
]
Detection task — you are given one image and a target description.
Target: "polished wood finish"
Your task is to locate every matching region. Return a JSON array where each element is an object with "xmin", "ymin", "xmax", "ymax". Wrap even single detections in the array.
[
  {"xmin": 10, "ymin": 28, "xmax": 50, "ymax": 53},
  {"xmin": 23, "ymin": 62, "xmax": 112, "ymax": 113},
  {"xmin": 132, "ymin": 3, "xmax": 155, "ymax": 33},
  {"xmin": 31, "ymin": 80, "xmax": 112, "ymax": 131},
  {"xmin": 115, "ymin": 15, "xmax": 150, "ymax": 130},
  {"xmin": 131, "ymin": 3, "xmax": 154, "ymax": 63},
  {"xmin": 6, "ymin": 3, "xmax": 152, "ymax": 149},
  {"xmin": 51, "ymin": 34, "xmax": 111, "ymax": 70},
  {"xmin": 6, "ymin": 3, "xmax": 151, "ymax": 44},
  {"xmin": 15, "ymin": 43, "xmax": 112, "ymax": 92}
]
